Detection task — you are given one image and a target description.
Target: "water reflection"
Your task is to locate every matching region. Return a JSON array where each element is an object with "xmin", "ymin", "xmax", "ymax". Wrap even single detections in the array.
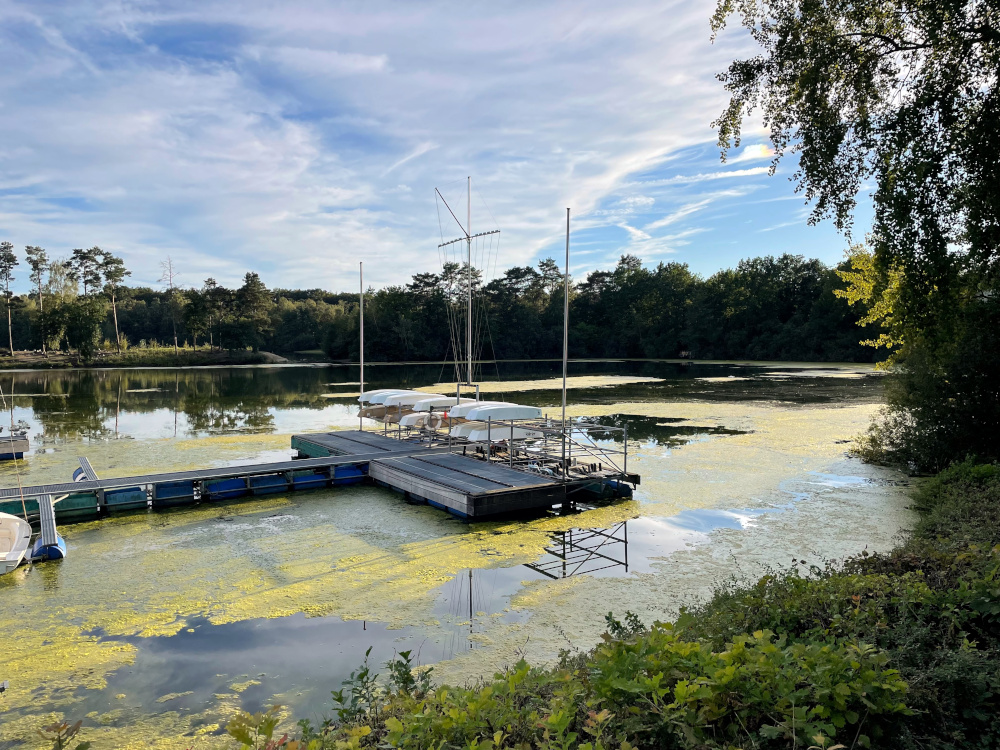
[
  {"xmin": 0, "ymin": 361, "xmax": 881, "ymax": 449},
  {"xmin": 584, "ymin": 414, "xmax": 748, "ymax": 446},
  {"xmin": 525, "ymin": 522, "xmax": 629, "ymax": 579}
]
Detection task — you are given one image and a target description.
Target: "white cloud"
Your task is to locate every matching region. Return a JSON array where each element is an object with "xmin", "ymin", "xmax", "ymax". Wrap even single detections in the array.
[
  {"xmin": 246, "ymin": 46, "xmax": 390, "ymax": 75},
  {"xmin": 0, "ymin": 0, "xmax": 763, "ymax": 292},
  {"xmin": 383, "ymin": 142, "xmax": 438, "ymax": 176},
  {"xmin": 644, "ymin": 199, "xmax": 712, "ymax": 230},
  {"xmin": 618, "ymin": 195, "xmax": 655, "ymax": 208},
  {"xmin": 727, "ymin": 143, "xmax": 774, "ymax": 164},
  {"xmin": 630, "ymin": 167, "xmax": 771, "ymax": 188}
]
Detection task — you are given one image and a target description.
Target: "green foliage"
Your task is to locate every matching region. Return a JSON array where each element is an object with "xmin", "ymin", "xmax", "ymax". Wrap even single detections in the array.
[
  {"xmin": 38, "ymin": 720, "xmax": 90, "ymax": 750},
  {"xmin": 228, "ymin": 705, "xmax": 299, "ymax": 750},
  {"xmin": 604, "ymin": 611, "xmax": 645, "ymax": 640},
  {"xmin": 306, "ymin": 627, "xmax": 906, "ymax": 750},
  {"xmin": 385, "ymin": 650, "xmax": 433, "ymax": 697},
  {"xmin": 67, "ymin": 247, "xmax": 103, "ymax": 296},
  {"xmin": 0, "ymin": 247, "xmax": 875, "ymax": 363},
  {"xmin": 62, "ymin": 296, "xmax": 110, "ymax": 359},
  {"xmin": 713, "ymin": 0, "xmax": 1000, "ymax": 470},
  {"xmin": 330, "ymin": 647, "xmax": 382, "ymax": 725},
  {"xmin": 680, "ymin": 460, "xmax": 1000, "ymax": 749}
]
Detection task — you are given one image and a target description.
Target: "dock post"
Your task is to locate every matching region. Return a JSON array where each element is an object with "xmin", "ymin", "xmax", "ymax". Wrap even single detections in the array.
[
  {"xmin": 567, "ymin": 418, "xmax": 572, "ymax": 473},
  {"xmin": 510, "ymin": 420, "xmax": 514, "ymax": 467},
  {"xmin": 623, "ymin": 424, "xmax": 628, "ymax": 477}
]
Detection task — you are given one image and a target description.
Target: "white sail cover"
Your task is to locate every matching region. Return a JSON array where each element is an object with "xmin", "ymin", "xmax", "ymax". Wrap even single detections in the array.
[
  {"xmin": 448, "ymin": 401, "xmax": 511, "ymax": 419},
  {"xmin": 383, "ymin": 392, "xmax": 447, "ymax": 407},
  {"xmin": 463, "ymin": 403, "xmax": 542, "ymax": 421},
  {"xmin": 410, "ymin": 396, "xmax": 478, "ymax": 412}
]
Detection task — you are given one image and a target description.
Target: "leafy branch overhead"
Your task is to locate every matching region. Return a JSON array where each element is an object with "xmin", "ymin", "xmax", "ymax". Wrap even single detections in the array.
[{"xmin": 712, "ymin": 0, "xmax": 1000, "ymax": 317}]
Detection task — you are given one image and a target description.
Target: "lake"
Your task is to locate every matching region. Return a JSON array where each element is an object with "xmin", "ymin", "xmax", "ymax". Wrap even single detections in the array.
[{"xmin": 0, "ymin": 360, "xmax": 913, "ymax": 748}]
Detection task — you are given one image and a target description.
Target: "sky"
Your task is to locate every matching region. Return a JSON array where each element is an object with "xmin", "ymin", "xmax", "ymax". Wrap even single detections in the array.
[{"xmin": 0, "ymin": 0, "xmax": 870, "ymax": 294}]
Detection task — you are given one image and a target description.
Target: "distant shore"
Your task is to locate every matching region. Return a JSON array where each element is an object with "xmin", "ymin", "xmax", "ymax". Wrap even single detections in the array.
[{"xmin": 0, "ymin": 349, "xmax": 292, "ymax": 370}]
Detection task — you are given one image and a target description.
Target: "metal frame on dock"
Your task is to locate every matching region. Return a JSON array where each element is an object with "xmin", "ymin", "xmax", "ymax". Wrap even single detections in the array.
[{"xmin": 0, "ymin": 419, "xmax": 638, "ymax": 526}]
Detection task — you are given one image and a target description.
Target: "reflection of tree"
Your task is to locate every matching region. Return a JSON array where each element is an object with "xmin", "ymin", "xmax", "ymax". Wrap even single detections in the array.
[
  {"xmin": 585, "ymin": 414, "xmax": 747, "ymax": 446},
  {"xmin": 13, "ymin": 367, "xmax": 346, "ymax": 441}
]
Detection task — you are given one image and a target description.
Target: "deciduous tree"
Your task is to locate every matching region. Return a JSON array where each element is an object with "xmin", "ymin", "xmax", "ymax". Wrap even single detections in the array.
[{"xmin": 712, "ymin": 0, "xmax": 1000, "ymax": 468}]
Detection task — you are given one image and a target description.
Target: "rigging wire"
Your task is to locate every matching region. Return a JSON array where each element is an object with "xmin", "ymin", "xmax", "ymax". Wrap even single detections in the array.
[{"xmin": 0, "ymin": 379, "xmax": 29, "ymax": 521}]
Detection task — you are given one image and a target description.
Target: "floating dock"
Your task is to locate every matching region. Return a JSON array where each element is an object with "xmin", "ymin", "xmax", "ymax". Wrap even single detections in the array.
[{"xmin": 0, "ymin": 429, "xmax": 634, "ymax": 524}]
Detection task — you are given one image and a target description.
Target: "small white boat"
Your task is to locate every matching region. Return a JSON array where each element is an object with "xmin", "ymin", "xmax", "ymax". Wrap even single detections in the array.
[
  {"xmin": 359, "ymin": 390, "xmax": 421, "ymax": 419},
  {"xmin": 465, "ymin": 425, "xmax": 543, "ymax": 442},
  {"xmin": 410, "ymin": 396, "xmax": 478, "ymax": 412},
  {"xmin": 452, "ymin": 420, "xmax": 487, "ymax": 438},
  {"xmin": 0, "ymin": 511, "xmax": 32, "ymax": 574},
  {"xmin": 383, "ymin": 392, "xmax": 447, "ymax": 408},
  {"xmin": 398, "ymin": 410, "xmax": 449, "ymax": 428},
  {"xmin": 463, "ymin": 403, "xmax": 542, "ymax": 421},
  {"xmin": 359, "ymin": 388, "xmax": 412, "ymax": 404},
  {"xmin": 447, "ymin": 401, "xmax": 511, "ymax": 419}
]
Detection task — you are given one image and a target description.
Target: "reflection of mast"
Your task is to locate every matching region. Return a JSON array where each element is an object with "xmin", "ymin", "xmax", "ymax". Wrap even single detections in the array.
[
  {"xmin": 525, "ymin": 522, "xmax": 630, "ymax": 579},
  {"xmin": 468, "ymin": 568, "xmax": 473, "ymax": 646},
  {"xmin": 173, "ymin": 371, "xmax": 179, "ymax": 438},
  {"xmin": 115, "ymin": 375, "xmax": 122, "ymax": 438}
]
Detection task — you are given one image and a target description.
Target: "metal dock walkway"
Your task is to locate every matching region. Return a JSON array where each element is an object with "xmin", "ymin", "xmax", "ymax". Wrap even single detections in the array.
[
  {"xmin": 370, "ymin": 452, "xmax": 563, "ymax": 518},
  {"xmin": 0, "ymin": 431, "xmax": 602, "ymax": 523}
]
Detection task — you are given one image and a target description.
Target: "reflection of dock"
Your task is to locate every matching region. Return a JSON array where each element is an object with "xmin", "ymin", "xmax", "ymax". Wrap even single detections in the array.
[
  {"xmin": 524, "ymin": 522, "xmax": 629, "ymax": 578},
  {"xmin": 0, "ymin": 430, "xmax": 635, "ymax": 524}
]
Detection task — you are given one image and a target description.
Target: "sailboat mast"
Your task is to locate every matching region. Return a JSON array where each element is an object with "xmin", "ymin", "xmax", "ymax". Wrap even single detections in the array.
[
  {"xmin": 467, "ymin": 176, "xmax": 473, "ymax": 386},
  {"xmin": 562, "ymin": 208, "xmax": 570, "ymax": 472},
  {"xmin": 359, "ymin": 261, "xmax": 365, "ymax": 421}
]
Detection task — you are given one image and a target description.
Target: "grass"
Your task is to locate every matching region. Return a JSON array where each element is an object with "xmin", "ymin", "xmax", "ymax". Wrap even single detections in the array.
[{"xmin": 220, "ymin": 460, "xmax": 1000, "ymax": 750}]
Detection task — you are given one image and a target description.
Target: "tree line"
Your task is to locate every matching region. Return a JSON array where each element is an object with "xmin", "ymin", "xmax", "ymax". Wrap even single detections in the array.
[{"xmin": 0, "ymin": 242, "xmax": 878, "ymax": 364}]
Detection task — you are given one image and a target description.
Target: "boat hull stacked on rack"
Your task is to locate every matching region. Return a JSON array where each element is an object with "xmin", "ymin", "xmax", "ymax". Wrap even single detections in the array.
[{"xmin": 358, "ymin": 391, "xmax": 548, "ymax": 444}]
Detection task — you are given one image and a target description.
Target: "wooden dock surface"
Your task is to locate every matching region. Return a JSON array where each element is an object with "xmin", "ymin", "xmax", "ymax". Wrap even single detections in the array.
[{"xmin": 1, "ymin": 431, "xmax": 620, "ymax": 521}]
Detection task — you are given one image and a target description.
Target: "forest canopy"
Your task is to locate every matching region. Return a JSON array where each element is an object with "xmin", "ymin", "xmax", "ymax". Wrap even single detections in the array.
[{"xmin": 0, "ymin": 249, "xmax": 879, "ymax": 366}]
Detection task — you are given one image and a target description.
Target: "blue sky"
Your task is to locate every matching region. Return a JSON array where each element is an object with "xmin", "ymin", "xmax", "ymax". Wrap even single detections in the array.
[{"xmin": 0, "ymin": 1, "xmax": 871, "ymax": 294}]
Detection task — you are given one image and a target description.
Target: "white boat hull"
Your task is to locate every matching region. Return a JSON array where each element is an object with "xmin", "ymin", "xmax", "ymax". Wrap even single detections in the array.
[{"xmin": 0, "ymin": 511, "xmax": 32, "ymax": 574}]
